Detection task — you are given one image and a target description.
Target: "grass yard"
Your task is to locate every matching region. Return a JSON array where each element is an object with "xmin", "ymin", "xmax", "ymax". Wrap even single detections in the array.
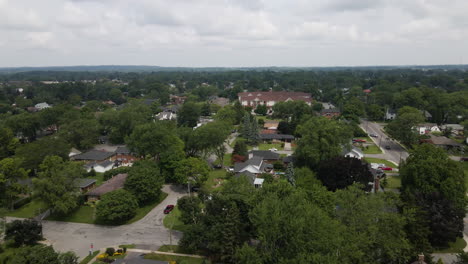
[
  {"xmin": 158, "ymin": 245, "xmax": 188, "ymax": 254},
  {"xmin": 126, "ymin": 192, "xmax": 168, "ymax": 224},
  {"xmin": 364, "ymin": 158, "xmax": 398, "ymax": 168},
  {"xmin": 48, "ymin": 205, "xmax": 95, "ymax": 224},
  {"xmin": 434, "ymin": 237, "xmax": 467, "ymax": 253},
  {"xmin": 385, "ymin": 176, "xmax": 401, "ymax": 189},
  {"xmin": 363, "ymin": 144, "xmax": 382, "ymax": 154},
  {"xmin": 257, "ymin": 143, "xmax": 283, "ymax": 151},
  {"xmin": 93, "ymin": 173, "xmax": 105, "ymax": 186},
  {"xmin": 203, "ymin": 170, "xmax": 229, "ymax": 192},
  {"xmin": 163, "ymin": 206, "xmax": 188, "ymax": 232},
  {"xmin": 214, "ymin": 153, "xmax": 232, "ymax": 167},
  {"xmin": 463, "ymin": 162, "xmax": 468, "ymax": 190},
  {"xmin": 6, "ymin": 199, "xmax": 48, "ymax": 218},
  {"xmin": 47, "ymin": 192, "xmax": 168, "ymax": 225},
  {"xmin": 79, "ymin": 251, "xmax": 100, "ymax": 264},
  {"xmin": 355, "ymin": 136, "xmax": 372, "ymax": 142},
  {"xmin": 145, "ymin": 253, "xmax": 208, "ymax": 264}
]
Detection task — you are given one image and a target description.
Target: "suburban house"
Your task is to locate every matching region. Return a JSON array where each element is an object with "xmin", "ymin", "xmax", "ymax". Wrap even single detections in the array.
[
  {"xmin": 34, "ymin": 102, "xmax": 51, "ymax": 110},
  {"xmin": 209, "ymin": 96, "xmax": 230, "ymax": 107},
  {"xmin": 69, "ymin": 148, "xmax": 82, "ymax": 158},
  {"xmin": 234, "ymin": 156, "xmax": 273, "ymax": 175},
  {"xmin": 249, "ymin": 150, "xmax": 280, "ymax": 162},
  {"xmin": 342, "ymin": 146, "xmax": 364, "ymax": 160},
  {"xmin": 416, "ymin": 123, "xmax": 441, "ymax": 135},
  {"xmin": 84, "ymin": 160, "xmax": 115, "ymax": 173},
  {"xmin": 235, "ymin": 171, "xmax": 265, "ymax": 188},
  {"xmin": 155, "ymin": 111, "xmax": 177, "ymax": 121},
  {"xmin": 238, "ymin": 91, "xmax": 312, "ymax": 109},
  {"xmin": 75, "ymin": 178, "xmax": 97, "ymax": 193},
  {"xmin": 86, "ymin": 173, "xmax": 128, "ymax": 202},
  {"xmin": 263, "ymin": 121, "xmax": 279, "ymax": 130},
  {"xmin": 440, "ymin": 124, "xmax": 464, "ymax": 136},
  {"xmin": 320, "ymin": 108, "xmax": 341, "ymax": 119},
  {"xmin": 385, "ymin": 108, "xmax": 397, "ymax": 120},
  {"xmin": 71, "ymin": 150, "xmax": 115, "ymax": 162},
  {"xmin": 421, "ymin": 135, "xmax": 463, "ymax": 150},
  {"xmin": 114, "ymin": 146, "xmax": 138, "ymax": 165},
  {"xmin": 259, "ymin": 133, "xmax": 294, "ymax": 143},
  {"xmin": 170, "ymin": 95, "xmax": 187, "ymax": 105}
]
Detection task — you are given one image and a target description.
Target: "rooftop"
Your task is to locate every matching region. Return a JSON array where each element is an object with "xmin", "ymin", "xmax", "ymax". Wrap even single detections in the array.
[
  {"xmin": 86, "ymin": 173, "xmax": 128, "ymax": 197},
  {"xmin": 75, "ymin": 178, "xmax": 97, "ymax": 188},
  {"xmin": 71, "ymin": 150, "xmax": 115, "ymax": 161},
  {"xmin": 238, "ymin": 91, "xmax": 312, "ymax": 103},
  {"xmin": 250, "ymin": 150, "xmax": 280, "ymax": 160}
]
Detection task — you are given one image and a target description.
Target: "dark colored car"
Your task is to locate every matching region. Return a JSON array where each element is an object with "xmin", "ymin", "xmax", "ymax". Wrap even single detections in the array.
[
  {"xmin": 385, "ymin": 145, "xmax": 391, "ymax": 150},
  {"xmin": 460, "ymin": 157, "xmax": 468, "ymax": 162},
  {"xmin": 164, "ymin": 205, "xmax": 175, "ymax": 214},
  {"xmin": 369, "ymin": 133, "xmax": 378, "ymax": 138}
]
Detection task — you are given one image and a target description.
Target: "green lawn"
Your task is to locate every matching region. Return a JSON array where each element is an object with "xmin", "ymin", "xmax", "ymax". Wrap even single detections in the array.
[
  {"xmin": 6, "ymin": 199, "xmax": 48, "ymax": 218},
  {"xmin": 93, "ymin": 173, "xmax": 105, "ymax": 186},
  {"xmin": 363, "ymin": 144, "xmax": 382, "ymax": 154},
  {"xmin": 214, "ymin": 153, "xmax": 232, "ymax": 167},
  {"xmin": 144, "ymin": 253, "xmax": 208, "ymax": 264},
  {"xmin": 257, "ymin": 143, "xmax": 282, "ymax": 151},
  {"xmin": 48, "ymin": 205, "xmax": 95, "ymax": 224},
  {"xmin": 79, "ymin": 250, "xmax": 100, "ymax": 264},
  {"xmin": 203, "ymin": 170, "xmax": 229, "ymax": 192},
  {"xmin": 434, "ymin": 237, "xmax": 467, "ymax": 253},
  {"xmin": 363, "ymin": 158, "xmax": 397, "ymax": 168},
  {"xmin": 463, "ymin": 162, "xmax": 468, "ymax": 190},
  {"xmin": 355, "ymin": 136, "xmax": 372, "ymax": 142},
  {"xmin": 126, "ymin": 192, "xmax": 168, "ymax": 224},
  {"xmin": 163, "ymin": 206, "xmax": 188, "ymax": 232},
  {"xmin": 385, "ymin": 176, "xmax": 401, "ymax": 189},
  {"xmin": 46, "ymin": 192, "xmax": 168, "ymax": 225},
  {"xmin": 158, "ymin": 245, "xmax": 188, "ymax": 254}
]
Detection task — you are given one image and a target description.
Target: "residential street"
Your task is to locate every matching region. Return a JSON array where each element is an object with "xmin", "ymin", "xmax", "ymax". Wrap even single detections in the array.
[
  {"xmin": 360, "ymin": 120, "xmax": 409, "ymax": 165},
  {"xmin": 7, "ymin": 185, "xmax": 187, "ymax": 260}
]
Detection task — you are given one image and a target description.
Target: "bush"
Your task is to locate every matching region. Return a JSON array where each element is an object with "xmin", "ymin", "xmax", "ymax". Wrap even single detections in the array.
[
  {"xmin": 273, "ymin": 161, "xmax": 284, "ymax": 171},
  {"xmin": 105, "ymin": 247, "xmax": 115, "ymax": 256},
  {"xmin": 96, "ymin": 189, "xmax": 138, "ymax": 224},
  {"xmin": 5, "ymin": 219, "xmax": 42, "ymax": 247}
]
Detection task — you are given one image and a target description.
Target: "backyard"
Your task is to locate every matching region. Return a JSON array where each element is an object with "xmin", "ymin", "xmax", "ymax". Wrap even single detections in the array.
[
  {"xmin": 203, "ymin": 170, "xmax": 230, "ymax": 192},
  {"xmin": 362, "ymin": 144, "xmax": 383, "ymax": 154},
  {"xmin": 364, "ymin": 157, "xmax": 398, "ymax": 168},
  {"xmin": 162, "ymin": 206, "xmax": 188, "ymax": 232}
]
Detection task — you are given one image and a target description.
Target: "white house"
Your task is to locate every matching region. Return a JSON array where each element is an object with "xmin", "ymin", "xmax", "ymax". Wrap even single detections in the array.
[
  {"xmin": 416, "ymin": 123, "xmax": 441, "ymax": 135},
  {"xmin": 156, "ymin": 111, "xmax": 176, "ymax": 121},
  {"xmin": 35, "ymin": 102, "xmax": 51, "ymax": 110},
  {"xmin": 84, "ymin": 160, "xmax": 114, "ymax": 173},
  {"xmin": 343, "ymin": 146, "xmax": 364, "ymax": 160},
  {"xmin": 385, "ymin": 108, "xmax": 397, "ymax": 120}
]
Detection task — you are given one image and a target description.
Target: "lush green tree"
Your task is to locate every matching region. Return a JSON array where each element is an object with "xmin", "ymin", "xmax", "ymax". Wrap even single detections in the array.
[
  {"xmin": 342, "ymin": 97, "xmax": 365, "ymax": 121},
  {"xmin": 5, "ymin": 219, "xmax": 42, "ymax": 247},
  {"xmin": 173, "ymin": 157, "xmax": 210, "ymax": 185},
  {"xmin": 201, "ymin": 102, "xmax": 212, "ymax": 116},
  {"xmin": 9, "ymin": 245, "xmax": 59, "ymax": 264},
  {"xmin": 14, "ymin": 137, "xmax": 70, "ymax": 171},
  {"xmin": 57, "ymin": 251, "xmax": 79, "ymax": 264},
  {"xmin": 454, "ymin": 252, "xmax": 468, "ymax": 264},
  {"xmin": 284, "ymin": 162, "xmax": 295, "ymax": 186},
  {"xmin": 335, "ymin": 186, "xmax": 412, "ymax": 263},
  {"xmin": 0, "ymin": 158, "xmax": 29, "ymax": 208},
  {"xmin": 59, "ymin": 118, "xmax": 100, "ymax": 150},
  {"xmin": 178, "ymin": 101, "xmax": 201, "ymax": 127},
  {"xmin": 272, "ymin": 101, "xmax": 312, "ymax": 122},
  {"xmin": 254, "ymin": 104, "xmax": 267, "ymax": 116},
  {"xmin": 0, "ymin": 127, "xmax": 19, "ymax": 159},
  {"xmin": 386, "ymin": 106, "xmax": 424, "ymax": 147},
  {"xmin": 317, "ymin": 157, "xmax": 374, "ymax": 192},
  {"xmin": 96, "ymin": 189, "xmax": 138, "ymax": 224},
  {"xmin": 232, "ymin": 140, "xmax": 248, "ymax": 159},
  {"xmin": 400, "ymin": 144, "xmax": 466, "ymax": 249},
  {"xmin": 33, "ymin": 156, "xmax": 85, "ymax": 215},
  {"xmin": 124, "ymin": 160, "xmax": 164, "ymax": 204},
  {"xmin": 277, "ymin": 121, "xmax": 294, "ymax": 134},
  {"xmin": 177, "ymin": 196, "xmax": 202, "ymax": 225},
  {"xmin": 5, "ymin": 112, "xmax": 41, "ymax": 141},
  {"xmin": 366, "ymin": 104, "xmax": 384, "ymax": 121},
  {"xmin": 214, "ymin": 106, "xmax": 237, "ymax": 125},
  {"xmin": 295, "ymin": 117, "xmax": 352, "ymax": 168}
]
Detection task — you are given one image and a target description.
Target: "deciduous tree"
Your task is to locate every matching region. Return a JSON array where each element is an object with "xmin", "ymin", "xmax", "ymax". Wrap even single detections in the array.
[
  {"xmin": 124, "ymin": 160, "xmax": 164, "ymax": 204},
  {"xmin": 96, "ymin": 189, "xmax": 138, "ymax": 224}
]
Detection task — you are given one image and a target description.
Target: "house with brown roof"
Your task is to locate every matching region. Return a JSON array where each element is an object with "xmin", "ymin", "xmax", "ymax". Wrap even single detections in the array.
[
  {"xmin": 85, "ymin": 173, "xmax": 128, "ymax": 202},
  {"xmin": 238, "ymin": 91, "xmax": 312, "ymax": 109}
]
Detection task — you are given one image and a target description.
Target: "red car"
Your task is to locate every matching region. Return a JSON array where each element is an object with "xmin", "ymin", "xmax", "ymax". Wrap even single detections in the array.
[
  {"xmin": 164, "ymin": 205, "xmax": 175, "ymax": 214},
  {"xmin": 353, "ymin": 139, "xmax": 366, "ymax": 143},
  {"xmin": 379, "ymin": 166, "xmax": 393, "ymax": 171}
]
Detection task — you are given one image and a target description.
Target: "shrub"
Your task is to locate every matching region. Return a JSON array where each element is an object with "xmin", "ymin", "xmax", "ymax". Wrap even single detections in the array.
[
  {"xmin": 103, "ymin": 167, "xmax": 131, "ymax": 181},
  {"xmin": 105, "ymin": 247, "xmax": 115, "ymax": 256},
  {"xmin": 96, "ymin": 189, "xmax": 138, "ymax": 224}
]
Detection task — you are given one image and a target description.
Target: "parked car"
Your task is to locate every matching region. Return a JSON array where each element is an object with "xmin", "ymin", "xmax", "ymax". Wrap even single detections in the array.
[
  {"xmin": 369, "ymin": 133, "xmax": 378, "ymax": 138},
  {"xmin": 352, "ymin": 139, "xmax": 366, "ymax": 143},
  {"xmin": 378, "ymin": 166, "xmax": 393, "ymax": 171},
  {"xmin": 164, "ymin": 205, "xmax": 175, "ymax": 214},
  {"xmin": 385, "ymin": 145, "xmax": 391, "ymax": 150},
  {"xmin": 461, "ymin": 157, "xmax": 468, "ymax": 162},
  {"xmin": 269, "ymin": 148, "xmax": 278, "ymax": 151}
]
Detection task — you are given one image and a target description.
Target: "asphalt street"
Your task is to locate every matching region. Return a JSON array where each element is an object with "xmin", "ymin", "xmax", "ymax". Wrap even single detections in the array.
[
  {"xmin": 8, "ymin": 185, "xmax": 187, "ymax": 260},
  {"xmin": 360, "ymin": 120, "xmax": 409, "ymax": 165}
]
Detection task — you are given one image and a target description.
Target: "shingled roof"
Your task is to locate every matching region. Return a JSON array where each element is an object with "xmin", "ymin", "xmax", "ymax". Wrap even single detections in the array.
[
  {"xmin": 238, "ymin": 91, "xmax": 312, "ymax": 103},
  {"xmin": 86, "ymin": 173, "xmax": 128, "ymax": 197},
  {"xmin": 250, "ymin": 150, "xmax": 280, "ymax": 160},
  {"xmin": 259, "ymin": 134, "xmax": 294, "ymax": 140},
  {"xmin": 71, "ymin": 150, "xmax": 115, "ymax": 161}
]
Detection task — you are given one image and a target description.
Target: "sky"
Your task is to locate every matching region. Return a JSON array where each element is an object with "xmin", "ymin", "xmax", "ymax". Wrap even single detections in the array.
[{"xmin": 1, "ymin": 0, "xmax": 468, "ymax": 67}]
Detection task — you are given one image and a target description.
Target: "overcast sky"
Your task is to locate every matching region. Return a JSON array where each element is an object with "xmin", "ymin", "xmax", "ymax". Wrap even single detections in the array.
[{"xmin": 1, "ymin": 0, "xmax": 467, "ymax": 67}]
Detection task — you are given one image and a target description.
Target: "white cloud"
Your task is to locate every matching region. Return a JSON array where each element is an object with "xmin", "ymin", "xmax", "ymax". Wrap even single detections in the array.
[{"xmin": 0, "ymin": 0, "xmax": 467, "ymax": 66}]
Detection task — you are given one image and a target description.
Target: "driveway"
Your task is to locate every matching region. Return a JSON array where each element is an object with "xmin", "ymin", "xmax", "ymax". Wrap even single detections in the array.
[
  {"xmin": 360, "ymin": 120, "xmax": 409, "ymax": 165},
  {"xmin": 8, "ymin": 185, "xmax": 187, "ymax": 260}
]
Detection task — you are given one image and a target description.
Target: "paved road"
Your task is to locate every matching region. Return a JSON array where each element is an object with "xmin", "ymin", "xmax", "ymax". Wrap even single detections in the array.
[
  {"xmin": 8, "ymin": 185, "xmax": 187, "ymax": 260},
  {"xmin": 360, "ymin": 120, "xmax": 409, "ymax": 165}
]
